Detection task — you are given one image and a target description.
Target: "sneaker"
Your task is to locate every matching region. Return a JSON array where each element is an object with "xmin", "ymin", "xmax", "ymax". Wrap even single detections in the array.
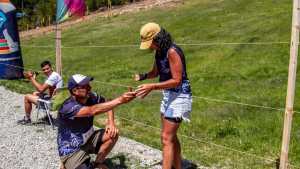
[{"xmin": 17, "ymin": 117, "xmax": 31, "ymax": 125}]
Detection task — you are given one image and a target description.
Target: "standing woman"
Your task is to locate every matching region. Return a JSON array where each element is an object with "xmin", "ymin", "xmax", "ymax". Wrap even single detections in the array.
[{"xmin": 135, "ymin": 23, "xmax": 192, "ymax": 169}]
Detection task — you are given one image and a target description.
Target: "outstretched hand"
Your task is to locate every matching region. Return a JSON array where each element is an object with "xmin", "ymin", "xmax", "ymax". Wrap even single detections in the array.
[
  {"xmin": 119, "ymin": 87, "xmax": 136, "ymax": 103},
  {"xmin": 135, "ymin": 84, "xmax": 155, "ymax": 99}
]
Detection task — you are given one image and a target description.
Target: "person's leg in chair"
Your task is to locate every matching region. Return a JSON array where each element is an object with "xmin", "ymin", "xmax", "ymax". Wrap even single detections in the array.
[
  {"xmin": 94, "ymin": 130, "xmax": 119, "ymax": 168},
  {"xmin": 18, "ymin": 93, "xmax": 38, "ymax": 124},
  {"xmin": 24, "ymin": 94, "xmax": 38, "ymax": 117}
]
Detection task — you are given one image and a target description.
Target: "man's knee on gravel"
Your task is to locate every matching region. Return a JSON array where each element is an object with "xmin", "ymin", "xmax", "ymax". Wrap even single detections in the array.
[{"xmin": 58, "ymin": 74, "xmax": 136, "ymax": 169}]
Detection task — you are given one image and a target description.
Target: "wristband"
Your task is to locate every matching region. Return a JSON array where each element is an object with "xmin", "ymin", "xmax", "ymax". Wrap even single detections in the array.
[{"xmin": 139, "ymin": 73, "xmax": 148, "ymax": 81}]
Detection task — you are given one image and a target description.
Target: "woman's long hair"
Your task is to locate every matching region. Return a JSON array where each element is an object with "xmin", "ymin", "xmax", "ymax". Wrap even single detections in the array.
[{"xmin": 153, "ymin": 28, "xmax": 173, "ymax": 54}]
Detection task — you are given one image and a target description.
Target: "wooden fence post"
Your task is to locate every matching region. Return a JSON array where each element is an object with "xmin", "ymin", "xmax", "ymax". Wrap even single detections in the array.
[
  {"xmin": 55, "ymin": 24, "xmax": 62, "ymax": 77},
  {"xmin": 279, "ymin": 0, "xmax": 300, "ymax": 168}
]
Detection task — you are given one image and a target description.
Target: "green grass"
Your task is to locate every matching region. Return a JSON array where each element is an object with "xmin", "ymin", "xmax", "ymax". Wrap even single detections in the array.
[{"xmin": 2, "ymin": 0, "xmax": 300, "ymax": 168}]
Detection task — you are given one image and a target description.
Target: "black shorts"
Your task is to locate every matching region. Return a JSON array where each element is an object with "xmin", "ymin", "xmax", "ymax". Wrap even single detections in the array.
[
  {"xmin": 61, "ymin": 129, "xmax": 105, "ymax": 169},
  {"xmin": 38, "ymin": 93, "xmax": 51, "ymax": 100},
  {"xmin": 165, "ymin": 116, "xmax": 183, "ymax": 123},
  {"xmin": 37, "ymin": 93, "xmax": 51, "ymax": 109}
]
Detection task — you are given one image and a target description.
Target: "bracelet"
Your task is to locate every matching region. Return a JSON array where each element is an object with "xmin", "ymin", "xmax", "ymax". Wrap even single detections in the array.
[{"xmin": 139, "ymin": 73, "xmax": 148, "ymax": 81}]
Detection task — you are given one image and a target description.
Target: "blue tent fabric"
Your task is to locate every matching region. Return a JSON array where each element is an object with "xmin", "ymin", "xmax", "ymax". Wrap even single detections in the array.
[{"xmin": 0, "ymin": 2, "xmax": 24, "ymax": 79}]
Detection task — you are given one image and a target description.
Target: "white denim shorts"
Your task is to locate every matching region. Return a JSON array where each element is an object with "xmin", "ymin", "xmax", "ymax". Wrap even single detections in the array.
[{"xmin": 160, "ymin": 90, "xmax": 192, "ymax": 122}]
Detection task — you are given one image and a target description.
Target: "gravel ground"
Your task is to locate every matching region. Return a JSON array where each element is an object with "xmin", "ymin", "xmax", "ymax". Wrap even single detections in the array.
[{"xmin": 0, "ymin": 86, "xmax": 201, "ymax": 169}]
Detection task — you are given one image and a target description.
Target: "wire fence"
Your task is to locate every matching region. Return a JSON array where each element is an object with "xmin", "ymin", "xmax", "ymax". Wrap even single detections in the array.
[
  {"xmin": 1, "ymin": 62, "xmax": 296, "ymax": 115},
  {"xmin": 1, "ymin": 58, "xmax": 299, "ymax": 117},
  {"xmin": 21, "ymin": 41, "xmax": 291, "ymax": 49},
  {"xmin": 1, "ymin": 39, "xmax": 299, "ymax": 168}
]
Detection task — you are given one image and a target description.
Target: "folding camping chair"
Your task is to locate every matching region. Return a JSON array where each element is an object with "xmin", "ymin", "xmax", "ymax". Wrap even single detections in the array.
[
  {"xmin": 36, "ymin": 98, "xmax": 54, "ymax": 129},
  {"xmin": 35, "ymin": 87, "xmax": 68, "ymax": 130}
]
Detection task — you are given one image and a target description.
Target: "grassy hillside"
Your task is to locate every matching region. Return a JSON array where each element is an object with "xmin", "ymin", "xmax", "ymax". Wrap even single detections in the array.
[{"xmin": 2, "ymin": 0, "xmax": 300, "ymax": 168}]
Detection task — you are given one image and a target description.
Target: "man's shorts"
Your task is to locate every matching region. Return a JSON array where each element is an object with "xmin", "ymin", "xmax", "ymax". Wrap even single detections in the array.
[
  {"xmin": 160, "ymin": 90, "xmax": 192, "ymax": 123},
  {"xmin": 60, "ymin": 129, "xmax": 105, "ymax": 169},
  {"xmin": 36, "ymin": 93, "xmax": 52, "ymax": 110},
  {"xmin": 38, "ymin": 93, "xmax": 51, "ymax": 100}
]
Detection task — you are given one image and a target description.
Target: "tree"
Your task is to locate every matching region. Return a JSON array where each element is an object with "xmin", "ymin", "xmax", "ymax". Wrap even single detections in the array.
[{"xmin": 11, "ymin": 0, "xmax": 139, "ymax": 30}]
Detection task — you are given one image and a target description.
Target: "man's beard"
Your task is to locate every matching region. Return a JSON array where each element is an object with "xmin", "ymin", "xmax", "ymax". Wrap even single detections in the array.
[{"xmin": 76, "ymin": 91, "xmax": 90, "ymax": 99}]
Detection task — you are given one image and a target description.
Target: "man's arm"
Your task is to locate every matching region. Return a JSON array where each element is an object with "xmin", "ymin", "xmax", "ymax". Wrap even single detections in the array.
[
  {"xmin": 24, "ymin": 71, "xmax": 50, "ymax": 93},
  {"xmin": 30, "ymin": 77, "xmax": 50, "ymax": 93},
  {"xmin": 75, "ymin": 92, "xmax": 136, "ymax": 117},
  {"xmin": 107, "ymin": 109, "xmax": 115, "ymax": 125}
]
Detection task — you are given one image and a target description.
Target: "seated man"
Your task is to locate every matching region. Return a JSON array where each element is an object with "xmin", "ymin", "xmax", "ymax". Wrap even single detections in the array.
[
  {"xmin": 17, "ymin": 60, "xmax": 63, "ymax": 124},
  {"xmin": 58, "ymin": 74, "xmax": 136, "ymax": 169}
]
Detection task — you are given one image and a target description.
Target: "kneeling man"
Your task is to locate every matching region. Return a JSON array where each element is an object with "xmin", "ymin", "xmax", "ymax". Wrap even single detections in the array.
[{"xmin": 58, "ymin": 74, "xmax": 136, "ymax": 169}]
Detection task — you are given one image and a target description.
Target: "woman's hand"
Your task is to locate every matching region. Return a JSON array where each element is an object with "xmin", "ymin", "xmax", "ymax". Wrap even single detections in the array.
[
  {"xmin": 135, "ymin": 84, "xmax": 155, "ymax": 99},
  {"xmin": 134, "ymin": 73, "xmax": 148, "ymax": 81},
  {"xmin": 134, "ymin": 74, "xmax": 140, "ymax": 81}
]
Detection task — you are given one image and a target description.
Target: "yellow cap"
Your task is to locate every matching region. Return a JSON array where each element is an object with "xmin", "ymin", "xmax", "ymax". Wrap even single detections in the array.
[{"xmin": 139, "ymin": 22, "xmax": 161, "ymax": 50}]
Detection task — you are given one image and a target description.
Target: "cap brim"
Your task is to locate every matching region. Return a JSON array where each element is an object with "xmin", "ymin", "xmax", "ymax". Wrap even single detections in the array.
[
  {"xmin": 78, "ymin": 77, "xmax": 94, "ymax": 86},
  {"xmin": 140, "ymin": 40, "xmax": 152, "ymax": 50}
]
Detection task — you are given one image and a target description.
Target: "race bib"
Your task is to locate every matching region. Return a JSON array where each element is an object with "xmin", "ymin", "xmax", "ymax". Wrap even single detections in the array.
[{"xmin": 82, "ymin": 127, "xmax": 94, "ymax": 144}]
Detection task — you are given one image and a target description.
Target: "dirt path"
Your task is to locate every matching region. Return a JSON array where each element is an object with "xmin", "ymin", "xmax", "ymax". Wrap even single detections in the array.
[{"xmin": 19, "ymin": 0, "xmax": 183, "ymax": 40}]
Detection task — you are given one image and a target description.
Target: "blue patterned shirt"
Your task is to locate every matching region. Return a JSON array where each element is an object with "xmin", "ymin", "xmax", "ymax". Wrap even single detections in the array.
[{"xmin": 57, "ymin": 92, "xmax": 105, "ymax": 157}]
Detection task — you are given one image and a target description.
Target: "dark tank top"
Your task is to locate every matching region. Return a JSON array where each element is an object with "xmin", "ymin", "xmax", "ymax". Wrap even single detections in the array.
[{"xmin": 155, "ymin": 44, "xmax": 191, "ymax": 94}]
